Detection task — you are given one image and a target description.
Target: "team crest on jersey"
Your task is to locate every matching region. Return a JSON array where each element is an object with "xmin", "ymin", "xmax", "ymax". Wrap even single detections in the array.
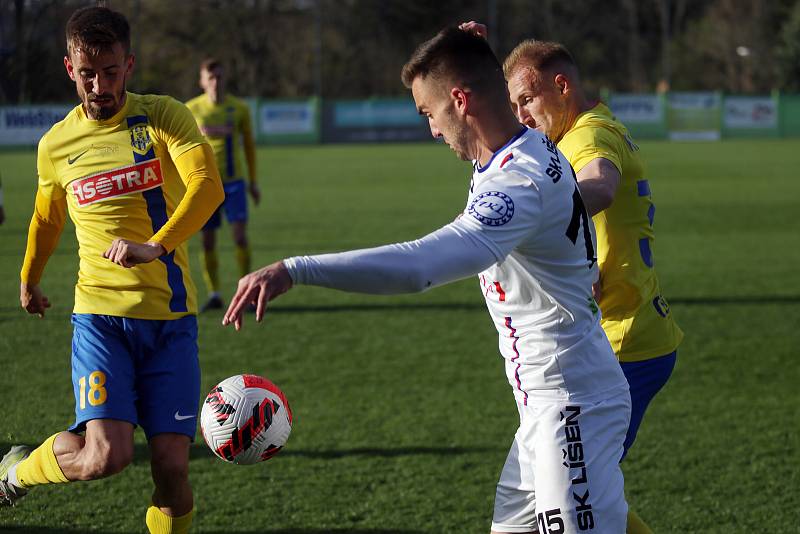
[
  {"xmin": 468, "ymin": 191, "xmax": 515, "ymax": 226},
  {"xmin": 129, "ymin": 124, "xmax": 152, "ymax": 154},
  {"xmin": 70, "ymin": 158, "xmax": 163, "ymax": 206},
  {"xmin": 653, "ymin": 295, "xmax": 670, "ymax": 317}
]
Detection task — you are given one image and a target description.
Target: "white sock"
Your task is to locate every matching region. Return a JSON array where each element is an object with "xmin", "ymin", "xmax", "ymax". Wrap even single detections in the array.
[{"xmin": 6, "ymin": 463, "xmax": 20, "ymax": 487}]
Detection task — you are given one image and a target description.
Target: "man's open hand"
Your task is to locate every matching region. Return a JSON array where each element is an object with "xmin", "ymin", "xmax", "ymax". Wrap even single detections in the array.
[{"xmin": 223, "ymin": 261, "xmax": 293, "ymax": 331}]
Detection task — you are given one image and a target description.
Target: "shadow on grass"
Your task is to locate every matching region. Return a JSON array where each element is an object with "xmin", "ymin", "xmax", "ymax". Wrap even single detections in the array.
[
  {"xmin": 262, "ymin": 294, "xmax": 800, "ymax": 315},
  {"xmin": 182, "ymin": 443, "xmax": 497, "ymax": 463},
  {"xmin": 1, "ymin": 294, "xmax": 798, "ymax": 323},
  {"xmin": 0, "ymin": 441, "xmax": 498, "ymax": 467}
]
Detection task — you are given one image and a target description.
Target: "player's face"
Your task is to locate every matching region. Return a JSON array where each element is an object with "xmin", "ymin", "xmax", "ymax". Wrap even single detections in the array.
[
  {"xmin": 65, "ymin": 42, "xmax": 133, "ymax": 121},
  {"xmin": 411, "ymin": 76, "xmax": 473, "ymax": 161},
  {"xmin": 200, "ymin": 67, "xmax": 225, "ymax": 102},
  {"xmin": 508, "ymin": 68, "xmax": 570, "ymax": 142}
]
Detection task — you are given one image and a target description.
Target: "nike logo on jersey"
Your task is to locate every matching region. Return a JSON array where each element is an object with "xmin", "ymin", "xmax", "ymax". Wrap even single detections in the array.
[
  {"xmin": 174, "ymin": 411, "xmax": 196, "ymax": 421},
  {"xmin": 67, "ymin": 148, "xmax": 90, "ymax": 165}
]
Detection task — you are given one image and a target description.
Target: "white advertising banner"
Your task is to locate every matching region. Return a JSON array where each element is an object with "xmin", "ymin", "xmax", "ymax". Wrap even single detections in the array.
[
  {"xmin": 723, "ymin": 97, "xmax": 777, "ymax": 129},
  {"xmin": 259, "ymin": 101, "xmax": 316, "ymax": 135},
  {"xmin": 667, "ymin": 92, "xmax": 721, "ymax": 141},
  {"xmin": 0, "ymin": 105, "xmax": 72, "ymax": 145},
  {"xmin": 608, "ymin": 94, "xmax": 662, "ymax": 123}
]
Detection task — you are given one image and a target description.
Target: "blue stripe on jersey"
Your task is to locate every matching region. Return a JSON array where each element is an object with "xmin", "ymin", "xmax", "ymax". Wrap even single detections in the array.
[
  {"xmin": 225, "ymin": 106, "xmax": 235, "ymax": 178},
  {"xmin": 475, "ymin": 126, "xmax": 528, "ymax": 174},
  {"xmin": 647, "ymin": 203, "xmax": 656, "ymax": 226},
  {"xmin": 126, "ymin": 115, "xmax": 188, "ymax": 313},
  {"xmin": 637, "ymin": 179, "xmax": 651, "ymax": 197},
  {"xmin": 639, "ymin": 238, "xmax": 653, "ymax": 268}
]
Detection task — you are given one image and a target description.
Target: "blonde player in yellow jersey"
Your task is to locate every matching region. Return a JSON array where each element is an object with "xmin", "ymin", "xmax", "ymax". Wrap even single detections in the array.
[
  {"xmin": 0, "ymin": 7, "xmax": 223, "ymax": 534},
  {"xmin": 460, "ymin": 22, "xmax": 683, "ymax": 534},
  {"xmin": 186, "ymin": 58, "xmax": 260, "ymax": 312}
]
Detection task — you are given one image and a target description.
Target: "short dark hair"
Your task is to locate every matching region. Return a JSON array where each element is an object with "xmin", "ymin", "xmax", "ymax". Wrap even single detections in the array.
[
  {"xmin": 66, "ymin": 6, "xmax": 131, "ymax": 57},
  {"xmin": 200, "ymin": 57, "xmax": 223, "ymax": 73},
  {"xmin": 503, "ymin": 40, "xmax": 577, "ymax": 80},
  {"xmin": 401, "ymin": 26, "xmax": 505, "ymax": 94}
]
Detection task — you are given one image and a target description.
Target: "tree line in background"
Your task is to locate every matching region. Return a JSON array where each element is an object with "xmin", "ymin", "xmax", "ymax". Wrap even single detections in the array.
[{"xmin": 2, "ymin": 0, "xmax": 800, "ymax": 104}]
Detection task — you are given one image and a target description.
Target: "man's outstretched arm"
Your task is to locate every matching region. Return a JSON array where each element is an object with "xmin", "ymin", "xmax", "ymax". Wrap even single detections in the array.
[{"xmin": 222, "ymin": 221, "xmax": 500, "ymax": 330}]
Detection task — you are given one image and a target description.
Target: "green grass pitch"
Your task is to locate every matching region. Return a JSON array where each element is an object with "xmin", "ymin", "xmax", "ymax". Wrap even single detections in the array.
[{"xmin": 0, "ymin": 139, "xmax": 798, "ymax": 533}]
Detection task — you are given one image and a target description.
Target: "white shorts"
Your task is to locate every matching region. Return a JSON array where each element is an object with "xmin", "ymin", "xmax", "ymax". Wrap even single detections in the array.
[{"xmin": 491, "ymin": 390, "xmax": 631, "ymax": 533}]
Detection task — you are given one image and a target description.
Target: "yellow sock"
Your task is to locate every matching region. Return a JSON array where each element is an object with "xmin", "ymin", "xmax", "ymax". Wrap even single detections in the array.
[
  {"xmin": 15, "ymin": 433, "xmax": 69, "ymax": 488},
  {"xmin": 627, "ymin": 509, "xmax": 654, "ymax": 534},
  {"xmin": 146, "ymin": 505, "xmax": 193, "ymax": 534},
  {"xmin": 201, "ymin": 249, "xmax": 220, "ymax": 293},
  {"xmin": 235, "ymin": 244, "xmax": 251, "ymax": 278}
]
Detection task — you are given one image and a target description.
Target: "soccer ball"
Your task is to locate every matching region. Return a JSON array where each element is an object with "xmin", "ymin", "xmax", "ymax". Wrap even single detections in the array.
[{"xmin": 200, "ymin": 374, "xmax": 293, "ymax": 465}]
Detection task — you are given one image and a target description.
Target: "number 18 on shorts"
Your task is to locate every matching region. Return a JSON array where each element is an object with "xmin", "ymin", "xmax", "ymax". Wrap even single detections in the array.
[{"xmin": 68, "ymin": 314, "xmax": 200, "ymax": 439}]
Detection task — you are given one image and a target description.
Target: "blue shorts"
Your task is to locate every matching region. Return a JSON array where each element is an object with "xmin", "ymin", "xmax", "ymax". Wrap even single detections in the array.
[
  {"xmin": 619, "ymin": 351, "xmax": 677, "ymax": 460},
  {"xmin": 204, "ymin": 179, "xmax": 248, "ymax": 230},
  {"xmin": 69, "ymin": 314, "xmax": 200, "ymax": 440}
]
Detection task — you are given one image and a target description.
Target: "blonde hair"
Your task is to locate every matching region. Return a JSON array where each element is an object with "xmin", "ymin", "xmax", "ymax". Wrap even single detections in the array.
[{"xmin": 503, "ymin": 39, "xmax": 577, "ymax": 80}]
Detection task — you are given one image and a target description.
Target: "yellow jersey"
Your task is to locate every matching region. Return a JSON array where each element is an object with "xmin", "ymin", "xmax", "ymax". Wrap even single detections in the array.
[
  {"xmin": 185, "ymin": 94, "xmax": 255, "ymax": 183},
  {"xmin": 34, "ymin": 93, "xmax": 208, "ymax": 319},
  {"xmin": 558, "ymin": 103, "xmax": 683, "ymax": 362}
]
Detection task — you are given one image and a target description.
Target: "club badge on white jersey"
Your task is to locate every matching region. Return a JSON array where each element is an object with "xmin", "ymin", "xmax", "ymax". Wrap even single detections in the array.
[{"xmin": 453, "ymin": 127, "xmax": 627, "ymax": 402}]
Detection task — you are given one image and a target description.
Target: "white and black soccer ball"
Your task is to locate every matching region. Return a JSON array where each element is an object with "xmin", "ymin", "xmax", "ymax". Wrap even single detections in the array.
[{"xmin": 200, "ymin": 374, "xmax": 292, "ymax": 465}]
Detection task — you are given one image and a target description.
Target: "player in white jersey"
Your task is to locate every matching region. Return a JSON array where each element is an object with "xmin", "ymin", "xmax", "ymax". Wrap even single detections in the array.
[{"xmin": 223, "ymin": 27, "xmax": 630, "ymax": 533}]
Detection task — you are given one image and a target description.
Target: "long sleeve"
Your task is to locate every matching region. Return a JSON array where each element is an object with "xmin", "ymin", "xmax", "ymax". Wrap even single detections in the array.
[
  {"xmin": 20, "ymin": 190, "xmax": 67, "ymax": 285},
  {"xmin": 283, "ymin": 170, "xmax": 546, "ymax": 296},
  {"xmin": 149, "ymin": 143, "xmax": 224, "ymax": 252},
  {"xmin": 284, "ymin": 222, "xmax": 499, "ymax": 295}
]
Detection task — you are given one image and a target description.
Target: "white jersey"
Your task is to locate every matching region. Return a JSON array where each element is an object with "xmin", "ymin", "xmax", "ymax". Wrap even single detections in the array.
[
  {"xmin": 460, "ymin": 128, "xmax": 627, "ymax": 403},
  {"xmin": 285, "ymin": 127, "xmax": 627, "ymax": 403}
]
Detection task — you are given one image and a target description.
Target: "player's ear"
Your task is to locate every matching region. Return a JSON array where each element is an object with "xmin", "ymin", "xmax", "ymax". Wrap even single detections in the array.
[
  {"xmin": 125, "ymin": 54, "xmax": 135, "ymax": 76},
  {"xmin": 554, "ymin": 73, "xmax": 568, "ymax": 95},
  {"xmin": 64, "ymin": 55, "xmax": 76, "ymax": 81},
  {"xmin": 451, "ymin": 87, "xmax": 469, "ymax": 116}
]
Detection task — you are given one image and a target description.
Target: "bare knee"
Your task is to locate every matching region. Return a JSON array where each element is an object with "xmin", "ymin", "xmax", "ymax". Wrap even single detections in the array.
[
  {"xmin": 150, "ymin": 435, "xmax": 190, "ymax": 487},
  {"xmin": 151, "ymin": 449, "xmax": 188, "ymax": 484}
]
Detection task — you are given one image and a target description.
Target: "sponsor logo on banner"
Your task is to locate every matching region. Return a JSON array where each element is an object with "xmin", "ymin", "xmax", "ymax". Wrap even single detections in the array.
[
  {"xmin": 0, "ymin": 106, "xmax": 72, "ymax": 145},
  {"xmin": 667, "ymin": 92, "xmax": 721, "ymax": 141},
  {"xmin": 260, "ymin": 102, "xmax": 315, "ymax": 134},
  {"xmin": 609, "ymin": 94, "xmax": 663, "ymax": 123},
  {"xmin": 723, "ymin": 97, "xmax": 777, "ymax": 129},
  {"xmin": 71, "ymin": 159, "xmax": 163, "ymax": 206},
  {"xmin": 668, "ymin": 92, "xmax": 721, "ymax": 110},
  {"xmin": 334, "ymin": 100, "xmax": 421, "ymax": 127}
]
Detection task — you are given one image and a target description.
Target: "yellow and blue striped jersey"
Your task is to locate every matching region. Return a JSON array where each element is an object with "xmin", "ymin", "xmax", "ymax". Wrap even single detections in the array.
[
  {"xmin": 186, "ymin": 94, "xmax": 254, "ymax": 183},
  {"xmin": 558, "ymin": 103, "xmax": 683, "ymax": 362},
  {"xmin": 34, "ymin": 92, "xmax": 207, "ymax": 319}
]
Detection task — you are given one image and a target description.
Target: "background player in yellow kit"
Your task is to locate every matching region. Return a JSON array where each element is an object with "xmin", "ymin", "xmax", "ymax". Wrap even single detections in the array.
[
  {"xmin": 0, "ymin": 7, "xmax": 223, "ymax": 534},
  {"xmin": 459, "ymin": 22, "xmax": 683, "ymax": 534},
  {"xmin": 187, "ymin": 58, "xmax": 260, "ymax": 312}
]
